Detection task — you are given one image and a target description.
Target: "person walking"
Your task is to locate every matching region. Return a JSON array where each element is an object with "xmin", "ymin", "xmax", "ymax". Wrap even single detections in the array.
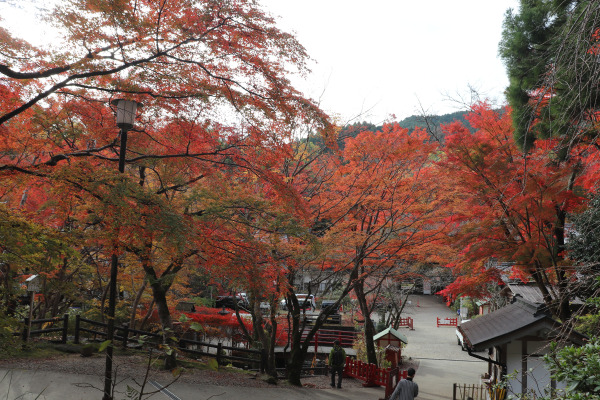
[
  {"xmin": 390, "ymin": 367, "xmax": 418, "ymax": 400},
  {"xmin": 329, "ymin": 340, "xmax": 346, "ymax": 388}
]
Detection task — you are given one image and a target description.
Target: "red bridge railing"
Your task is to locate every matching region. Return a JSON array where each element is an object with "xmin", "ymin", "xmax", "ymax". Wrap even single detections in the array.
[
  {"xmin": 437, "ymin": 317, "xmax": 458, "ymax": 327},
  {"xmin": 344, "ymin": 357, "xmax": 408, "ymax": 388},
  {"xmin": 299, "ymin": 328, "xmax": 356, "ymax": 352}
]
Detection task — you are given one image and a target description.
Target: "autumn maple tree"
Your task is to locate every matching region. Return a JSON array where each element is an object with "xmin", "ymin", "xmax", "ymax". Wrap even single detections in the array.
[
  {"xmin": 311, "ymin": 123, "xmax": 445, "ymax": 364},
  {"xmin": 435, "ymin": 104, "xmax": 592, "ymax": 321},
  {"xmin": 0, "ymin": 0, "xmax": 332, "ymax": 335}
]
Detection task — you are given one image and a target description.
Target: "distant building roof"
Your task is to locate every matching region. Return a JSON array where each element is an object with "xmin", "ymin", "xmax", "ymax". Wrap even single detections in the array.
[
  {"xmin": 502, "ymin": 282, "xmax": 584, "ymax": 305},
  {"xmin": 458, "ymin": 298, "xmax": 586, "ymax": 352},
  {"xmin": 506, "ymin": 283, "xmax": 546, "ymax": 304},
  {"xmin": 373, "ymin": 326, "xmax": 408, "ymax": 344}
]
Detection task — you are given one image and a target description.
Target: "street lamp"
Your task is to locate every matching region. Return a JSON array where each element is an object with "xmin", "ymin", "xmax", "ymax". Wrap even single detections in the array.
[
  {"xmin": 103, "ymin": 99, "xmax": 142, "ymax": 400},
  {"xmin": 111, "ymin": 99, "xmax": 143, "ymax": 174}
]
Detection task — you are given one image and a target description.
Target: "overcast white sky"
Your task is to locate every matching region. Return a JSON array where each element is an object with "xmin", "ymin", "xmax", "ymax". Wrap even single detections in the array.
[
  {"xmin": 260, "ymin": 0, "xmax": 520, "ymax": 124},
  {"xmin": 1, "ymin": 0, "xmax": 521, "ymax": 125}
]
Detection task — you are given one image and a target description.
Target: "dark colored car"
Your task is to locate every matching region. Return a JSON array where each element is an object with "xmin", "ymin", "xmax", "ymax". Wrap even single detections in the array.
[
  {"xmin": 320, "ymin": 300, "xmax": 340, "ymax": 314},
  {"xmin": 215, "ymin": 295, "xmax": 249, "ymax": 311},
  {"xmin": 320, "ymin": 300, "xmax": 341, "ymax": 324}
]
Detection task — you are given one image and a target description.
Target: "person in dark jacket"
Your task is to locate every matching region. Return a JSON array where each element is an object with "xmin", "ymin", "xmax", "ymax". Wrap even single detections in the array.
[
  {"xmin": 328, "ymin": 340, "xmax": 346, "ymax": 388},
  {"xmin": 390, "ymin": 367, "xmax": 418, "ymax": 400}
]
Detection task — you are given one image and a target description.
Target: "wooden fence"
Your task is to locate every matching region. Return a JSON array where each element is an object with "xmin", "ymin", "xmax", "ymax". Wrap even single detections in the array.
[
  {"xmin": 453, "ymin": 383, "xmax": 488, "ymax": 400},
  {"xmin": 73, "ymin": 315, "xmax": 266, "ymax": 371},
  {"xmin": 344, "ymin": 357, "xmax": 408, "ymax": 388},
  {"xmin": 18, "ymin": 315, "xmax": 361, "ymax": 376},
  {"xmin": 437, "ymin": 317, "xmax": 458, "ymax": 327},
  {"xmin": 21, "ymin": 314, "xmax": 69, "ymax": 343},
  {"xmin": 74, "ymin": 315, "xmax": 163, "ymax": 347},
  {"xmin": 398, "ymin": 317, "xmax": 414, "ymax": 330}
]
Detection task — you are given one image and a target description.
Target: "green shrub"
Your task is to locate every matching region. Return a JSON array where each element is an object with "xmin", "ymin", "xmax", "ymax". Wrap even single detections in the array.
[
  {"xmin": 0, "ymin": 312, "xmax": 22, "ymax": 356},
  {"xmin": 544, "ymin": 339, "xmax": 600, "ymax": 399}
]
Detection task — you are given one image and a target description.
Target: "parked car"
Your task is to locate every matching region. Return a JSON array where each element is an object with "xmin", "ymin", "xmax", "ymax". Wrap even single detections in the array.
[
  {"xmin": 320, "ymin": 299, "xmax": 342, "ymax": 324},
  {"xmin": 215, "ymin": 295, "xmax": 249, "ymax": 311},
  {"xmin": 320, "ymin": 300, "xmax": 340, "ymax": 314},
  {"xmin": 280, "ymin": 294, "xmax": 316, "ymax": 311}
]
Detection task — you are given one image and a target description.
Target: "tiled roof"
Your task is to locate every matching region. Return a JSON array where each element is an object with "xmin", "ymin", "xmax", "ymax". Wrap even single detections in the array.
[
  {"xmin": 505, "ymin": 282, "xmax": 584, "ymax": 305},
  {"xmin": 373, "ymin": 326, "xmax": 408, "ymax": 344},
  {"xmin": 457, "ymin": 299, "xmax": 587, "ymax": 352},
  {"xmin": 508, "ymin": 283, "xmax": 546, "ymax": 304}
]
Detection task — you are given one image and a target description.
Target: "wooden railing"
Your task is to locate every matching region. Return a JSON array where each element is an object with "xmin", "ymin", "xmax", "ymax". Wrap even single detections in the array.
[
  {"xmin": 74, "ymin": 315, "xmax": 162, "ymax": 347},
  {"xmin": 73, "ymin": 315, "xmax": 266, "ymax": 372},
  {"xmin": 398, "ymin": 317, "xmax": 414, "ymax": 330},
  {"xmin": 453, "ymin": 383, "xmax": 489, "ymax": 400},
  {"xmin": 299, "ymin": 328, "xmax": 356, "ymax": 352},
  {"xmin": 344, "ymin": 357, "xmax": 408, "ymax": 388},
  {"xmin": 437, "ymin": 317, "xmax": 458, "ymax": 327},
  {"xmin": 21, "ymin": 314, "xmax": 69, "ymax": 343}
]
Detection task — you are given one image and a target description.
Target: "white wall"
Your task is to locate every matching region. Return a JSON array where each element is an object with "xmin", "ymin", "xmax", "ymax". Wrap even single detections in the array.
[
  {"xmin": 506, "ymin": 340, "xmax": 523, "ymax": 395},
  {"xmin": 505, "ymin": 339, "xmax": 566, "ymax": 397}
]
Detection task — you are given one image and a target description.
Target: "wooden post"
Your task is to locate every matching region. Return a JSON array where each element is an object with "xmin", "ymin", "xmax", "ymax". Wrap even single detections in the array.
[
  {"xmin": 216, "ymin": 342, "xmax": 222, "ymax": 366},
  {"xmin": 383, "ymin": 367, "xmax": 400, "ymax": 399},
  {"xmin": 260, "ymin": 348, "xmax": 267, "ymax": 374},
  {"xmin": 121, "ymin": 323, "xmax": 129, "ymax": 349},
  {"xmin": 453, "ymin": 383, "xmax": 457, "ymax": 400},
  {"xmin": 74, "ymin": 315, "xmax": 80, "ymax": 344},
  {"xmin": 22, "ymin": 317, "xmax": 29, "ymax": 342},
  {"xmin": 26, "ymin": 292, "xmax": 34, "ymax": 341},
  {"xmin": 61, "ymin": 314, "xmax": 68, "ymax": 344}
]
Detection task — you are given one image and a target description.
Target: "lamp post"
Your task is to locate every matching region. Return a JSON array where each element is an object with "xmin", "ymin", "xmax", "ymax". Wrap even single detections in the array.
[{"xmin": 103, "ymin": 99, "xmax": 142, "ymax": 400}]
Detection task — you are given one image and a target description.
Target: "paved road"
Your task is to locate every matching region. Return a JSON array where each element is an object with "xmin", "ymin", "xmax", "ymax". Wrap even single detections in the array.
[
  {"xmin": 0, "ymin": 295, "xmax": 487, "ymax": 399},
  {"xmin": 399, "ymin": 294, "xmax": 488, "ymax": 400}
]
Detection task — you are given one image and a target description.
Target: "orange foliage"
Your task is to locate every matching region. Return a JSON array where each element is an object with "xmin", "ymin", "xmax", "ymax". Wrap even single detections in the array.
[{"xmin": 436, "ymin": 103, "xmax": 592, "ymax": 303}]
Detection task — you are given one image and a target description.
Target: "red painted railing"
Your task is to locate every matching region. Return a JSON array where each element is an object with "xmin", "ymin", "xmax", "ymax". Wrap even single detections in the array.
[
  {"xmin": 437, "ymin": 317, "xmax": 458, "ymax": 327},
  {"xmin": 398, "ymin": 316, "xmax": 414, "ymax": 330},
  {"xmin": 344, "ymin": 357, "xmax": 408, "ymax": 388},
  {"xmin": 299, "ymin": 328, "xmax": 356, "ymax": 352}
]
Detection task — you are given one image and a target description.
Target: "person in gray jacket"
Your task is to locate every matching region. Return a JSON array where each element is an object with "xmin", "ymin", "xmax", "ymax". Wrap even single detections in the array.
[{"xmin": 390, "ymin": 367, "xmax": 418, "ymax": 400}]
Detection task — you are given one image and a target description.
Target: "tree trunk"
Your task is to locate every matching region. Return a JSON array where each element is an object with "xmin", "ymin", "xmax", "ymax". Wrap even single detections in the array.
[
  {"xmin": 129, "ymin": 280, "xmax": 148, "ymax": 330},
  {"xmin": 268, "ymin": 309, "xmax": 278, "ymax": 376},
  {"xmin": 285, "ymin": 304, "xmax": 304, "ymax": 386},
  {"xmin": 149, "ymin": 281, "xmax": 172, "ymax": 330},
  {"xmin": 146, "ymin": 275, "xmax": 176, "ymax": 369},
  {"xmin": 355, "ymin": 281, "xmax": 378, "ymax": 365},
  {"xmin": 287, "ymin": 340, "xmax": 304, "ymax": 386}
]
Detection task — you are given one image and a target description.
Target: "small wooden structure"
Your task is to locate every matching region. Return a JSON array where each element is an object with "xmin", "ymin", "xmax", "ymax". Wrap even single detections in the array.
[
  {"xmin": 458, "ymin": 298, "xmax": 587, "ymax": 397},
  {"xmin": 373, "ymin": 326, "xmax": 408, "ymax": 368}
]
